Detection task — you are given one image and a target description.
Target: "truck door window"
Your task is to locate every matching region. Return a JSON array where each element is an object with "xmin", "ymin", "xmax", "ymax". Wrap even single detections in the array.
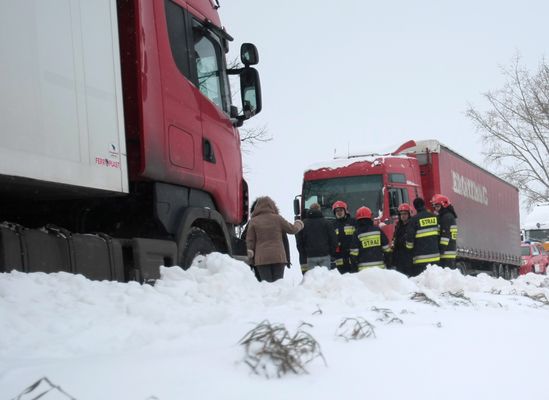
[
  {"xmin": 165, "ymin": 0, "xmax": 191, "ymax": 79},
  {"xmin": 388, "ymin": 188, "xmax": 409, "ymax": 216},
  {"xmin": 192, "ymin": 23, "xmax": 225, "ymax": 110}
]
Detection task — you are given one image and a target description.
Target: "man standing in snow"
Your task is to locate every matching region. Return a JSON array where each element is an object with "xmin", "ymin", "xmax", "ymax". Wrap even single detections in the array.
[
  {"xmin": 349, "ymin": 206, "xmax": 391, "ymax": 270},
  {"xmin": 296, "ymin": 203, "xmax": 337, "ymax": 273},
  {"xmin": 391, "ymin": 203, "xmax": 414, "ymax": 274},
  {"xmin": 431, "ymin": 194, "xmax": 458, "ymax": 269},
  {"xmin": 405, "ymin": 197, "xmax": 440, "ymax": 277},
  {"xmin": 332, "ymin": 200, "xmax": 357, "ymax": 273}
]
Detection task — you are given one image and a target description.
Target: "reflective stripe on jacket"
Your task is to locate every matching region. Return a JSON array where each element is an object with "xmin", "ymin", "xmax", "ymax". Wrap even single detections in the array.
[
  {"xmin": 406, "ymin": 209, "xmax": 440, "ymax": 265},
  {"xmin": 438, "ymin": 208, "xmax": 458, "ymax": 260},
  {"xmin": 333, "ymin": 215, "xmax": 356, "ymax": 257},
  {"xmin": 350, "ymin": 219, "xmax": 389, "ymax": 270}
]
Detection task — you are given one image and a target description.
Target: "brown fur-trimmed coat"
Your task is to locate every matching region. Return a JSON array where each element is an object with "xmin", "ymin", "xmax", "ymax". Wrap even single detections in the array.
[{"xmin": 246, "ymin": 197, "xmax": 303, "ymax": 266}]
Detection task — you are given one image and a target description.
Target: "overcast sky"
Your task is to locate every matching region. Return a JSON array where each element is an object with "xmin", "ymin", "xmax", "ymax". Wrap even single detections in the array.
[{"xmin": 220, "ymin": 0, "xmax": 549, "ymax": 223}]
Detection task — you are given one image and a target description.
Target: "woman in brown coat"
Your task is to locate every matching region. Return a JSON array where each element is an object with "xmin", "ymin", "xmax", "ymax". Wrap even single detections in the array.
[{"xmin": 246, "ymin": 196, "xmax": 304, "ymax": 282}]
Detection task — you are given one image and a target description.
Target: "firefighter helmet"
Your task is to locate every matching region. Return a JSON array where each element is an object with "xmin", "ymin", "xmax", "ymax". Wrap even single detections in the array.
[
  {"xmin": 332, "ymin": 200, "xmax": 348, "ymax": 213},
  {"xmin": 398, "ymin": 203, "xmax": 412, "ymax": 213},
  {"xmin": 431, "ymin": 194, "xmax": 450, "ymax": 207},
  {"xmin": 355, "ymin": 206, "xmax": 372, "ymax": 220}
]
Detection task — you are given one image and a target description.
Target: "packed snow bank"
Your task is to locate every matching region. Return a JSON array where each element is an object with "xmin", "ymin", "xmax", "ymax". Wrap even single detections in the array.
[
  {"xmin": 2, "ymin": 253, "xmax": 549, "ymax": 400},
  {"xmin": 1, "ymin": 254, "xmax": 548, "ymax": 360}
]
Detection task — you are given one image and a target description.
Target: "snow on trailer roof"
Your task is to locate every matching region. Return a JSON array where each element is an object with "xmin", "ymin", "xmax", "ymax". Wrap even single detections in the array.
[
  {"xmin": 303, "ymin": 139, "xmax": 516, "ymax": 191},
  {"xmin": 303, "ymin": 139, "xmax": 446, "ymax": 173},
  {"xmin": 303, "ymin": 144, "xmax": 414, "ymax": 173},
  {"xmin": 522, "ymin": 204, "xmax": 549, "ymax": 230}
]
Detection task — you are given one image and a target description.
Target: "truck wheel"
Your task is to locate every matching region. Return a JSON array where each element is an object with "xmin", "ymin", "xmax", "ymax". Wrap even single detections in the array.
[
  {"xmin": 180, "ymin": 227, "xmax": 215, "ymax": 269},
  {"xmin": 510, "ymin": 267, "xmax": 518, "ymax": 279},
  {"xmin": 497, "ymin": 264, "xmax": 505, "ymax": 278},
  {"xmin": 456, "ymin": 261, "xmax": 467, "ymax": 275},
  {"xmin": 503, "ymin": 265, "xmax": 511, "ymax": 280}
]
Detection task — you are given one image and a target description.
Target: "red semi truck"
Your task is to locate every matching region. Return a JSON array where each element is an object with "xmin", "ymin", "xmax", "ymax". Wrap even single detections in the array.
[
  {"xmin": 294, "ymin": 140, "xmax": 521, "ymax": 278},
  {"xmin": 0, "ymin": 0, "xmax": 260, "ymax": 281}
]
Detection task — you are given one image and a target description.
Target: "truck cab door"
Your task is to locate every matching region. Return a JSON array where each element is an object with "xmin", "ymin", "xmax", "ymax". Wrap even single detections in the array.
[
  {"xmin": 161, "ymin": 1, "xmax": 205, "ymax": 188},
  {"xmin": 190, "ymin": 18, "xmax": 242, "ymax": 224}
]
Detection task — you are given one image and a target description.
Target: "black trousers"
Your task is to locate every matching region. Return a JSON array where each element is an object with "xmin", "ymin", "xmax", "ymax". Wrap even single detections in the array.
[
  {"xmin": 336, "ymin": 257, "xmax": 357, "ymax": 274},
  {"xmin": 256, "ymin": 263, "xmax": 285, "ymax": 282},
  {"xmin": 406, "ymin": 263, "xmax": 427, "ymax": 277},
  {"xmin": 439, "ymin": 258, "xmax": 456, "ymax": 268}
]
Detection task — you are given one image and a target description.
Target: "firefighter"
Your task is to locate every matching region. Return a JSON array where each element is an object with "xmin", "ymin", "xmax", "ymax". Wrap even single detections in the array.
[
  {"xmin": 349, "ymin": 206, "xmax": 390, "ymax": 271},
  {"xmin": 332, "ymin": 200, "xmax": 356, "ymax": 273},
  {"xmin": 391, "ymin": 203, "xmax": 413, "ymax": 274},
  {"xmin": 405, "ymin": 197, "xmax": 440, "ymax": 277},
  {"xmin": 431, "ymin": 194, "xmax": 458, "ymax": 268}
]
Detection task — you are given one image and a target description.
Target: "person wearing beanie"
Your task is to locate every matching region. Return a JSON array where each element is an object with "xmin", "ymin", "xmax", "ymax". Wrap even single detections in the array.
[
  {"xmin": 413, "ymin": 197, "xmax": 425, "ymax": 210},
  {"xmin": 405, "ymin": 197, "xmax": 440, "ymax": 277},
  {"xmin": 391, "ymin": 203, "xmax": 414, "ymax": 273},
  {"xmin": 296, "ymin": 203, "xmax": 337, "ymax": 273}
]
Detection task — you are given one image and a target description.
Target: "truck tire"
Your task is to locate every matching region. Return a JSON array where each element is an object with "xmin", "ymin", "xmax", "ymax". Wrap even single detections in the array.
[
  {"xmin": 511, "ymin": 266, "xmax": 519, "ymax": 279},
  {"xmin": 497, "ymin": 263, "xmax": 505, "ymax": 279},
  {"xmin": 456, "ymin": 261, "xmax": 467, "ymax": 275},
  {"xmin": 180, "ymin": 227, "xmax": 215, "ymax": 269},
  {"xmin": 503, "ymin": 265, "xmax": 510, "ymax": 280}
]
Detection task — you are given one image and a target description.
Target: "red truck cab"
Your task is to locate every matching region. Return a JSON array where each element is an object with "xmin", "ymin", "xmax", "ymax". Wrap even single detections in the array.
[
  {"xmin": 298, "ymin": 153, "xmax": 422, "ymax": 240},
  {"xmin": 520, "ymin": 242, "xmax": 549, "ymax": 274}
]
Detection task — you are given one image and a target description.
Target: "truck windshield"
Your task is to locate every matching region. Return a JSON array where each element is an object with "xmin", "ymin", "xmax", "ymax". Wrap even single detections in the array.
[
  {"xmin": 525, "ymin": 229, "xmax": 549, "ymax": 242},
  {"xmin": 302, "ymin": 175, "xmax": 383, "ymax": 219}
]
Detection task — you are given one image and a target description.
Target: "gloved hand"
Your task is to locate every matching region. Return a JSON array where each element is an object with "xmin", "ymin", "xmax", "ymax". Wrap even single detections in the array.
[{"xmin": 294, "ymin": 219, "xmax": 304, "ymax": 230}]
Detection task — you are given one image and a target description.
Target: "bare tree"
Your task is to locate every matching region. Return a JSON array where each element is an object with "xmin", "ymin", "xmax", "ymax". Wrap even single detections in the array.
[
  {"xmin": 240, "ymin": 124, "xmax": 272, "ymax": 153},
  {"xmin": 466, "ymin": 56, "xmax": 549, "ymax": 208}
]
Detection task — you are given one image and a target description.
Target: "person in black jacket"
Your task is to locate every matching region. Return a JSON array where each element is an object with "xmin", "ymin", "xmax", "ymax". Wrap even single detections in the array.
[
  {"xmin": 296, "ymin": 203, "xmax": 337, "ymax": 273},
  {"xmin": 349, "ymin": 206, "xmax": 391, "ymax": 271},
  {"xmin": 331, "ymin": 200, "xmax": 357, "ymax": 273},
  {"xmin": 431, "ymin": 194, "xmax": 458, "ymax": 268},
  {"xmin": 405, "ymin": 197, "xmax": 440, "ymax": 277},
  {"xmin": 391, "ymin": 203, "xmax": 413, "ymax": 274}
]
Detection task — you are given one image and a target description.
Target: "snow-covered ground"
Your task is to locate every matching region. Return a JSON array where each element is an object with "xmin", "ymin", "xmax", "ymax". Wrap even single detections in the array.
[{"xmin": 2, "ymin": 254, "xmax": 549, "ymax": 400}]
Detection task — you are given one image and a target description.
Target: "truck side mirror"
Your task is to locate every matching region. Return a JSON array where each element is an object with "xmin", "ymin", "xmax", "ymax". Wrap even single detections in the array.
[
  {"xmin": 239, "ymin": 67, "xmax": 262, "ymax": 119},
  {"xmin": 293, "ymin": 197, "xmax": 301, "ymax": 218},
  {"xmin": 241, "ymin": 43, "xmax": 259, "ymax": 66}
]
